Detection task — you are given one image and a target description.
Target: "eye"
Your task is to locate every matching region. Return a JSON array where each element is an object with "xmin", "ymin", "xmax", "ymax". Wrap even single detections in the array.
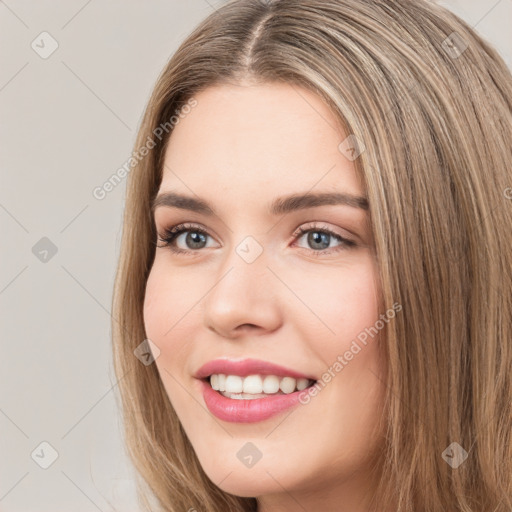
[
  {"xmin": 156, "ymin": 223, "xmax": 216, "ymax": 255},
  {"xmin": 156, "ymin": 221, "xmax": 357, "ymax": 256},
  {"xmin": 292, "ymin": 223, "xmax": 356, "ymax": 256}
]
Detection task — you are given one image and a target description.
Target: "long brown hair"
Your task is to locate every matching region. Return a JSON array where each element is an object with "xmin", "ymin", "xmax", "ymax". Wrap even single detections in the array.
[{"xmin": 111, "ymin": 1, "xmax": 512, "ymax": 510}]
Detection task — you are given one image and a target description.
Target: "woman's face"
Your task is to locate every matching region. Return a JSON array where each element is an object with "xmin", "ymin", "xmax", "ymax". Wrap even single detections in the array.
[{"xmin": 143, "ymin": 82, "xmax": 388, "ymax": 510}]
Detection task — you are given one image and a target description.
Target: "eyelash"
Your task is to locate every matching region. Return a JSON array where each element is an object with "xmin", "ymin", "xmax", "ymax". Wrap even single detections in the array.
[{"xmin": 156, "ymin": 222, "xmax": 356, "ymax": 257}]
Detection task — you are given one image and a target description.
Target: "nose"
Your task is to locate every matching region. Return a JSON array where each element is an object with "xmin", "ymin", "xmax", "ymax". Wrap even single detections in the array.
[{"xmin": 202, "ymin": 242, "xmax": 282, "ymax": 339}]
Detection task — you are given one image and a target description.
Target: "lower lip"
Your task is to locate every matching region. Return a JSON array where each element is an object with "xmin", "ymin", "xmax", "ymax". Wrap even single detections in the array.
[{"xmin": 199, "ymin": 379, "xmax": 307, "ymax": 423}]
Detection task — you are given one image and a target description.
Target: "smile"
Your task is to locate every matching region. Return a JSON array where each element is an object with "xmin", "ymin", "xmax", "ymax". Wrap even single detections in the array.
[{"xmin": 210, "ymin": 373, "xmax": 314, "ymax": 398}]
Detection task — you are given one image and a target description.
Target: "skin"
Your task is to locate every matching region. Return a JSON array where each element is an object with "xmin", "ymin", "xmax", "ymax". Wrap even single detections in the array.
[{"xmin": 143, "ymin": 81, "xmax": 388, "ymax": 512}]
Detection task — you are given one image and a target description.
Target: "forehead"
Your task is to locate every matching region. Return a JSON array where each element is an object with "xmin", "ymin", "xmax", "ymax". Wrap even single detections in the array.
[{"xmin": 160, "ymin": 82, "xmax": 364, "ymax": 204}]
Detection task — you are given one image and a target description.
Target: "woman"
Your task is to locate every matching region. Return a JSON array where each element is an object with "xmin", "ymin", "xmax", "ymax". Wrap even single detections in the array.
[{"xmin": 111, "ymin": 0, "xmax": 512, "ymax": 510}]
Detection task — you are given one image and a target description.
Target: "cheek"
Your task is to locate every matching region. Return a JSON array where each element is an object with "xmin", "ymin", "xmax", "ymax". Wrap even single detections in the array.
[
  {"xmin": 143, "ymin": 259, "xmax": 205, "ymax": 379},
  {"xmin": 294, "ymin": 259, "xmax": 380, "ymax": 342},
  {"xmin": 143, "ymin": 259, "xmax": 194, "ymax": 339},
  {"xmin": 142, "ymin": 268, "xmax": 165, "ymax": 341},
  {"xmin": 297, "ymin": 259, "xmax": 384, "ymax": 411},
  {"xmin": 143, "ymin": 263, "xmax": 185, "ymax": 368},
  {"xmin": 142, "ymin": 265, "xmax": 193, "ymax": 411}
]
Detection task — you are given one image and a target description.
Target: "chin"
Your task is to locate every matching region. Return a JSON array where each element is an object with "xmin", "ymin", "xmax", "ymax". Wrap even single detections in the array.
[{"xmin": 211, "ymin": 474, "xmax": 279, "ymax": 498}]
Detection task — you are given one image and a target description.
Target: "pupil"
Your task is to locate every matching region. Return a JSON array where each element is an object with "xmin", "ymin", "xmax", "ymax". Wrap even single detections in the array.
[
  {"xmin": 187, "ymin": 232, "xmax": 206, "ymax": 249},
  {"xmin": 309, "ymin": 231, "xmax": 329, "ymax": 250}
]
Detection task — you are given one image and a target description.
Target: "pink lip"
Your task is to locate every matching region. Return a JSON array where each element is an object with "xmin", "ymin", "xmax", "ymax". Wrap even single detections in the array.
[
  {"xmin": 199, "ymin": 379, "xmax": 309, "ymax": 423},
  {"xmin": 194, "ymin": 357, "xmax": 316, "ymax": 380},
  {"xmin": 194, "ymin": 358, "xmax": 317, "ymax": 423}
]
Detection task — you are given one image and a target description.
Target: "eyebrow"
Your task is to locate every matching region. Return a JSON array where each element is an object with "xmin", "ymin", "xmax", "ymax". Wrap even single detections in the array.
[{"xmin": 151, "ymin": 190, "xmax": 369, "ymax": 216}]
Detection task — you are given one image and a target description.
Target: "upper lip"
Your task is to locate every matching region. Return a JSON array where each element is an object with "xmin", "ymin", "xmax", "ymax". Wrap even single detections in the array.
[{"xmin": 195, "ymin": 358, "xmax": 317, "ymax": 381}]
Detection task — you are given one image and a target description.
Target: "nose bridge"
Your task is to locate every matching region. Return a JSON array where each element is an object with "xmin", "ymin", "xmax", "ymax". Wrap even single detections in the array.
[
  {"xmin": 211, "ymin": 233, "xmax": 270, "ymax": 303},
  {"xmin": 202, "ymin": 233, "xmax": 280, "ymax": 334}
]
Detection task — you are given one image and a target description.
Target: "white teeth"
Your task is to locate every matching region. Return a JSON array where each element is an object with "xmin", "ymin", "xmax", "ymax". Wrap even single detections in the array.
[
  {"xmin": 225, "ymin": 375, "xmax": 243, "ymax": 393},
  {"xmin": 243, "ymin": 375, "xmax": 263, "ymax": 394},
  {"xmin": 208, "ymin": 374, "xmax": 314, "ymax": 396},
  {"xmin": 296, "ymin": 378, "xmax": 310, "ymax": 391},
  {"xmin": 262, "ymin": 375, "xmax": 280, "ymax": 393},
  {"xmin": 279, "ymin": 376, "xmax": 296, "ymax": 394}
]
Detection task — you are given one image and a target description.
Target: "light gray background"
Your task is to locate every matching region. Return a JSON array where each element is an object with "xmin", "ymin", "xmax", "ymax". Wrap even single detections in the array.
[{"xmin": 1, "ymin": 1, "xmax": 510, "ymax": 510}]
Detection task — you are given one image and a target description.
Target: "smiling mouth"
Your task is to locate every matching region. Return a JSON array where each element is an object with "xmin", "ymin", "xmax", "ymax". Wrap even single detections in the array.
[{"xmin": 202, "ymin": 374, "xmax": 317, "ymax": 399}]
